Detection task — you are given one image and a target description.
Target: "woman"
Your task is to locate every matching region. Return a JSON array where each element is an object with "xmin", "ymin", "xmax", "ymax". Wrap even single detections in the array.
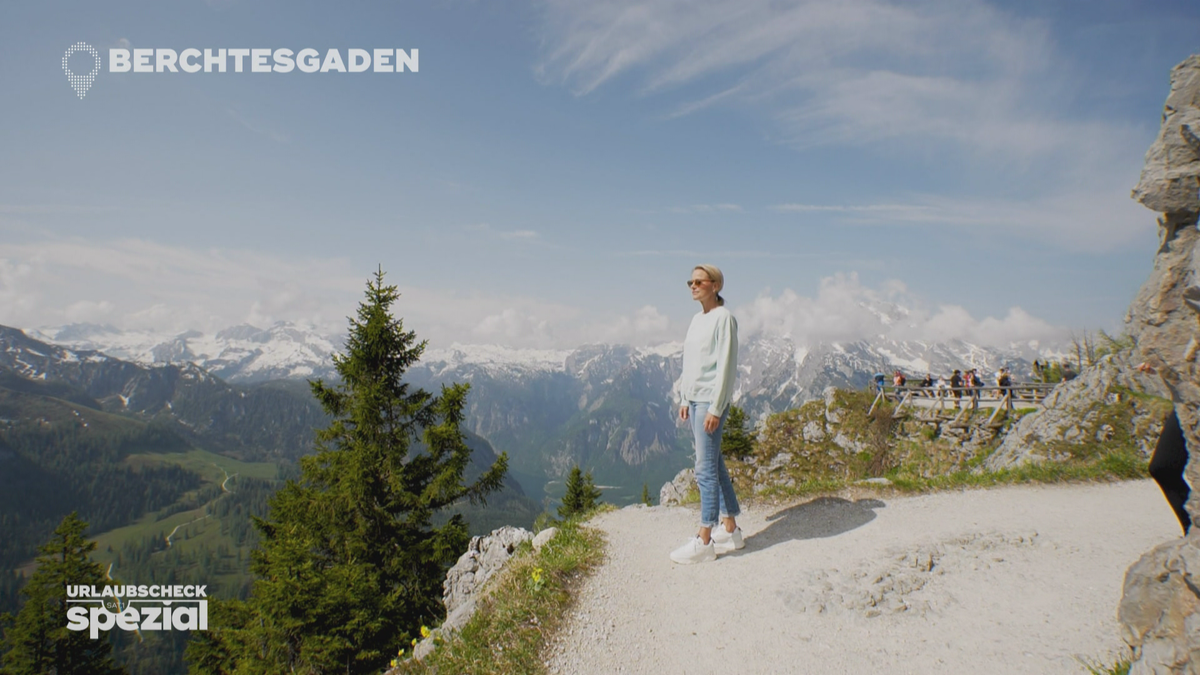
[{"xmin": 671, "ymin": 264, "xmax": 743, "ymax": 565}]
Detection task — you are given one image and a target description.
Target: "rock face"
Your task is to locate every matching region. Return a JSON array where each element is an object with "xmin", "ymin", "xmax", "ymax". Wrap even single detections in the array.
[
  {"xmin": 1127, "ymin": 55, "xmax": 1200, "ymax": 483},
  {"xmin": 659, "ymin": 468, "xmax": 695, "ymax": 506},
  {"xmin": 1119, "ymin": 55, "xmax": 1200, "ymax": 674},
  {"xmin": 1119, "ymin": 537, "xmax": 1200, "ymax": 674},
  {"xmin": 434, "ymin": 526, "xmax": 533, "ymax": 646},
  {"xmin": 984, "ymin": 355, "xmax": 1170, "ymax": 471}
]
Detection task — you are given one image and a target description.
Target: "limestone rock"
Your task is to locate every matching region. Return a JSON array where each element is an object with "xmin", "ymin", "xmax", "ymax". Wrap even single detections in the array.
[
  {"xmin": 659, "ymin": 468, "xmax": 695, "ymax": 506},
  {"xmin": 1119, "ymin": 535, "xmax": 1200, "ymax": 674},
  {"xmin": 1119, "ymin": 54, "xmax": 1200, "ymax": 675},
  {"xmin": 824, "ymin": 386, "xmax": 843, "ymax": 425},
  {"xmin": 984, "ymin": 355, "xmax": 1169, "ymax": 471},
  {"xmin": 832, "ymin": 431, "xmax": 865, "ymax": 454},
  {"xmin": 803, "ymin": 420, "xmax": 826, "ymax": 442},
  {"xmin": 1132, "ymin": 56, "xmax": 1200, "ymax": 216},
  {"xmin": 388, "ymin": 526, "xmax": 535, "ymax": 667},
  {"xmin": 442, "ymin": 525, "xmax": 533, "ymax": 625},
  {"xmin": 533, "ymin": 527, "xmax": 559, "ymax": 552},
  {"xmin": 1127, "ymin": 54, "xmax": 1200, "ymax": 517}
]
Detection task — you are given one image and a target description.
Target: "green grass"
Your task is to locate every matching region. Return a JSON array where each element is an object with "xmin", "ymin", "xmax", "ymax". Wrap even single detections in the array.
[
  {"xmin": 90, "ymin": 449, "xmax": 280, "ymax": 581},
  {"xmin": 124, "ymin": 448, "xmax": 280, "ymax": 483},
  {"xmin": 394, "ymin": 509, "xmax": 610, "ymax": 674},
  {"xmin": 724, "ymin": 443, "xmax": 1149, "ymax": 505},
  {"xmin": 1080, "ymin": 656, "xmax": 1131, "ymax": 675}
]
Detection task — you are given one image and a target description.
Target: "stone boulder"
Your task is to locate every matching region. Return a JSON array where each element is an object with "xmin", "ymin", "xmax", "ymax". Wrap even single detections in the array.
[
  {"xmin": 1119, "ymin": 54, "xmax": 1200, "ymax": 674},
  {"xmin": 1119, "ymin": 537, "xmax": 1200, "ymax": 674},
  {"xmin": 414, "ymin": 525, "xmax": 532, "ymax": 659},
  {"xmin": 660, "ymin": 468, "xmax": 695, "ymax": 506},
  {"xmin": 1132, "ymin": 55, "xmax": 1200, "ymax": 217}
]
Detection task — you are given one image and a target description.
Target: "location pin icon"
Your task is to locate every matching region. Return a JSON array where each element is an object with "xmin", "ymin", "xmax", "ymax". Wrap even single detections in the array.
[{"xmin": 63, "ymin": 42, "xmax": 100, "ymax": 99}]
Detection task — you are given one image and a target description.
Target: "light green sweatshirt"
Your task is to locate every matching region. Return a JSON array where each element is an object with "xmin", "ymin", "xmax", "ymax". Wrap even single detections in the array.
[{"xmin": 677, "ymin": 306, "xmax": 738, "ymax": 417}]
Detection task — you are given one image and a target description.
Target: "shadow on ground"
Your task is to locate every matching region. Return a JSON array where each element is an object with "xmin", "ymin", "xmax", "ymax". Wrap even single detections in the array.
[{"xmin": 731, "ymin": 497, "xmax": 886, "ymax": 556}]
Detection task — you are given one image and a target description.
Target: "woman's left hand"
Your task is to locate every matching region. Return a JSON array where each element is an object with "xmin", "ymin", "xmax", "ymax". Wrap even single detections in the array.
[{"xmin": 704, "ymin": 413, "xmax": 720, "ymax": 434}]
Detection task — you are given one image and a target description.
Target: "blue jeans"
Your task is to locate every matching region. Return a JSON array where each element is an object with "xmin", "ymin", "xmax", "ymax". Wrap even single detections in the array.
[{"xmin": 689, "ymin": 401, "xmax": 740, "ymax": 528}]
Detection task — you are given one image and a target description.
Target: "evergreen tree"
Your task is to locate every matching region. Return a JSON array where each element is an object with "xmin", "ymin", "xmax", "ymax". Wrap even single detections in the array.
[
  {"xmin": 186, "ymin": 270, "xmax": 507, "ymax": 675},
  {"xmin": 721, "ymin": 406, "xmax": 755, "ymax": 460},
  {"xmin": 641, "ymin": 483, "xmax": 652, "ymax": 506},
  {"xmin": 558, "ymin": 466, "xmax": 602, "ymax": 519},
  {"xmin": 0, "ymin": 512, "xmax": 124, "ymax": 675}
]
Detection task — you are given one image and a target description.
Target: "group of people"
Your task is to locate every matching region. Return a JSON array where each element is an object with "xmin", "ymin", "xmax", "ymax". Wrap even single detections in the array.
[
  {"xmin": 670, "ymin": 264, "xmax": 1191, "ymax": 566},
  {"xmin": 873, "ymin": 367, "xmax": 1015, "ymax": 404}
]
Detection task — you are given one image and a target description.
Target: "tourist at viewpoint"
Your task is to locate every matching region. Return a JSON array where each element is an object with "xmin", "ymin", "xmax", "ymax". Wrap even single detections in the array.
[{"xmin": 672, "ymin": 264, "xmax": 743, "ymax": 565}]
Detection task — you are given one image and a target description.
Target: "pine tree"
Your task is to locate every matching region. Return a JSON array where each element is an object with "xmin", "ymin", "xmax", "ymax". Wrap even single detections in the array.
[
  {"xmin": 721, "ymin": 406, "xmax": 755, "ymax": 460},
  {"xmin": 641, "ymin": 483, "xmax": 652, "ymax": 506},
  {"xmin": 186, "ymin": 270, "xmax": 507, "ymax": 675},
  {"xmin": 0, "ymin": 512, "xmax": 124, "ymax": 675},
  {"xmin": 558, "ymin": 466, "xmax": 602, "ymax": 519}
]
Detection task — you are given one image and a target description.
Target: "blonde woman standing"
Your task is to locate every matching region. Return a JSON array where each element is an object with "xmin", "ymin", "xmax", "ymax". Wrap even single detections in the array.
[{"xmin": 671, "ymin": 264, "xmax": 743, "ymax": 564}]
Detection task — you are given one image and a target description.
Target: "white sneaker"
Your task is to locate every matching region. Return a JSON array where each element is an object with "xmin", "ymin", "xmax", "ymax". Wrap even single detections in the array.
[
  {"xmin": 711, "ymin": 527, "xmax": 744, "ymax": 554},
  {"xmin": 670, "ymin": 536, "xmax": 716, "ymax": 564}
]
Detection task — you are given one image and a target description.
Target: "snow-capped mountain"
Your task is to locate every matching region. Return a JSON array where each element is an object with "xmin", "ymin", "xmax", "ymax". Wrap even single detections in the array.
[
  {"xmin": 30, "ymin": 322, "xmax": 343, "ymax": 383},
  {"xmin": 0, "ymin": 324, "xmax": 329, "ymax": 461},
  {"xmin": 26, "ymin": 321, "xmax": 1051, "ymax": 501}
]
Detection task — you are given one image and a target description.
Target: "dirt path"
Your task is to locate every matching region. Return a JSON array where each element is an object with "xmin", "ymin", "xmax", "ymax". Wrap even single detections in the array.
[{"xmin": 545, "ymin": 480, "xmax": 1177, "ymax": 674}]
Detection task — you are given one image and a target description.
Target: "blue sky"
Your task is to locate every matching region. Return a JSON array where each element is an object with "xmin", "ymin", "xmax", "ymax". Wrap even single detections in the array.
[{"xmin": 2, "ymin": 0, "xmax": 1198, "ymax": 350}]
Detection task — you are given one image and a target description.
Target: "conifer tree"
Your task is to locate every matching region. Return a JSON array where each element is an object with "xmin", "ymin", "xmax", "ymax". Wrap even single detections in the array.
[
  {"xmin": 187, "ymin": 270, "xmax": 507, "ymax": 675},
  {"xmin": 558, "ymin": 466, "xmax": 602, "ymax": 519},
  {"xmin": 641, "ymin": 483, "xmax": 652, "ymax": 506},
  {"xmin": 0, "ymin": 512, "xmax": 124, "ymax": 675},
  {"xmin": 721, "ymin": 406, "xmax": 755, "ymax": 460}
]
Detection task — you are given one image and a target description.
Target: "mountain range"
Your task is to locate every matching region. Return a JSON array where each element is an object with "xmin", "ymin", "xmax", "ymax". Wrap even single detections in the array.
[{"xmin": 26, "ymin": 321, "xmax": 1053, "ymax": 504}]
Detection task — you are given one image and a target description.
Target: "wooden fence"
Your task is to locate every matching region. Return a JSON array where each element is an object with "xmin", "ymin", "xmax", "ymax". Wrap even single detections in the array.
[{"xmin": 868, "ymin": 383, "xmax": 1059, "ymax": 427}]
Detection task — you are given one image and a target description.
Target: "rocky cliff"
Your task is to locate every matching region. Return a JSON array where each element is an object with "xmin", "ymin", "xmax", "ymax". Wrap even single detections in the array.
[
  {"xmin": 1117, "ymin": 55, "xmax": 1200, "ymax": 675},
  {"xmin": 985, "ymin": 354, "xmax": 1171, "ymax": 471}
]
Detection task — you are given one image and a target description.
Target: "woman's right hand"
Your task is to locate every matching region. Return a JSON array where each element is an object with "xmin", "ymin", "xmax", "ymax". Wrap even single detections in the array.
[{"xmin": 679, "ymin": 405, "xmax": 689, "ymax": 421}]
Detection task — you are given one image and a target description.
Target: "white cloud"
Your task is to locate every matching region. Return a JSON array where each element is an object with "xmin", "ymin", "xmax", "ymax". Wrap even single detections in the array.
[
  {"xmin": 468, "ymin": 223, "xmax": 542, "ymax": 241},
  {"xmin": 0, "ymin": 236, "xmax": 1065, "ymax": 351},
  {"xmin": 734, "ymin": 272, "xmax": 1066, "ymax": 347},
  {"xmin": 589, "ymin": 305, "xmax": 673, "ymax": 344},
  {"xmin": 668, "ymin": 204, "xmax": 743, "ymax": 214},
  {"xmin": 0, "ymin": 237, "xmax": 363, "ymax": 335},
  {"xmin": 474, "ymin": 308, "xmax": 555, "ymax": 343},
  {"xmin": 64, "ymin": 300, "xmax": 115, "ymax": 323},
  {"xmin": 0, "ymin": 235, "xmax": 687, "ymax": 350},
  {"xmin": 500, "ymin": 229, "xmax": 539, "ymax": 240},
  {"xmin": 771, "ymin": 187, "xmax": 1151, "ymax": 252}
]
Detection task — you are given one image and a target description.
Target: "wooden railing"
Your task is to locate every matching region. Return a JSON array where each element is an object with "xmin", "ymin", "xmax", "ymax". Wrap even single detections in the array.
[{"xmin": 868, "ymin": 383, "xmax": 1059, "ymax": 426}]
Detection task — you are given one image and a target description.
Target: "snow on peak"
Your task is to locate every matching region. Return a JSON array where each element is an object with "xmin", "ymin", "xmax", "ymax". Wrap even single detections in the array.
[{"xmin": 421, "ymin": 343, "xmax": 571, "ymax": 373}]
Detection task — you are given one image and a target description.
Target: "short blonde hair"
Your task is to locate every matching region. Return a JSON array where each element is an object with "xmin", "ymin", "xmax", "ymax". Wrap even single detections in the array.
[{"xmin": 693, "ymin": 264, "xmax": 725, "ymax": 306}]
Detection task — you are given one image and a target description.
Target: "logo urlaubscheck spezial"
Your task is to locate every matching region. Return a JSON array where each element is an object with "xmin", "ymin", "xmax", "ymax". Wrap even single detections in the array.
[
  {"xmin": 65, "ymin": 584, "xmax": 208, "ymax": 639},
  {"xmin": 63, "ymin": 42, "xmax": 100, "ymax": 99}
]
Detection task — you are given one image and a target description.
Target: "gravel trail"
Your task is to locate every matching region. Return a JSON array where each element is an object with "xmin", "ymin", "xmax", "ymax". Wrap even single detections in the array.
[{"xmin": 544, "ymin": 480, "xmax": 1177, "ymax": 675}]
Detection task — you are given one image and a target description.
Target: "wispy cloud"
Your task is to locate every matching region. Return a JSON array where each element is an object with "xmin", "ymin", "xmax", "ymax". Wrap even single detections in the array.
[
  {"xmin": 226, "ymin": 106, "xmax": 290, "ymax": 144},
  {"xmin": 500, "ymin": 229, "xmax": 539, "ymax": 240},
  {"xmin": 533, "ymin": 0, "xmax": 1152, "ymax": 250},
  {"xmin": 468, "ymin": 223, "xmax": 541, "ymax": 240},
  {"xmin": 771, "ymin": 203, "xmax": 936, "ymax": 214},
  {"xmin": 0, "ymin": 204, "xmax": 123, "ymax": 215},
  {"xmin": 772, "ymin": 190, "xmax": 1150, "ymax": 252},
  {"xmin": 667, "ymin": 203, "xmax": 743, "ymax": 214},
  {"xmin": 621, "ymin": 249, "xmax": 819, "ymax": 259}
]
